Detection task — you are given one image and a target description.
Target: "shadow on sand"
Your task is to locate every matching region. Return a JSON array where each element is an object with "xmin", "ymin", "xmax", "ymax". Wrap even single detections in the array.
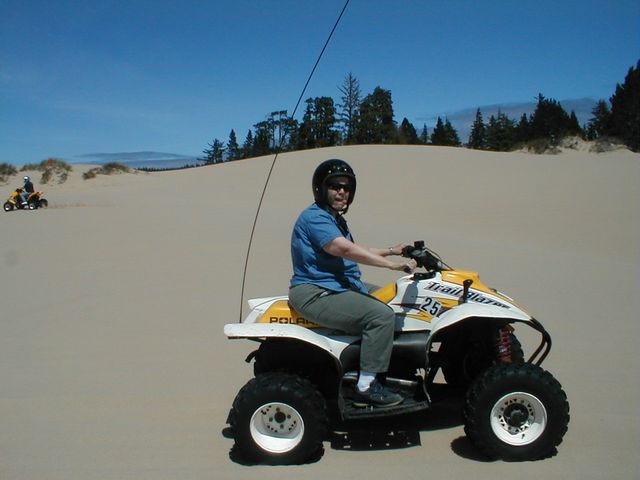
[{"xmin": 328, "ymin": 389, "xmax": 465, "ymax": 452}]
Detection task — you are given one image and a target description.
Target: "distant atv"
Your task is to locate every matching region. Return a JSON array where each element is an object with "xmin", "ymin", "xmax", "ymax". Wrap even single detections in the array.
[
  {"xmin": 3, "ymin": 189, "xmax": 48, "ymax": 211},
  {"xmin": 224, "ymin": 241, "xmax": 570, "ymax": 464}
]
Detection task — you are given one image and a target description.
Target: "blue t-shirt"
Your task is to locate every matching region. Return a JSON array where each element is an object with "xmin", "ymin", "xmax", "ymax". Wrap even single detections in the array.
[{"xmin": 290, "ymin": 203, "xmax": 366, "ymax": 293}]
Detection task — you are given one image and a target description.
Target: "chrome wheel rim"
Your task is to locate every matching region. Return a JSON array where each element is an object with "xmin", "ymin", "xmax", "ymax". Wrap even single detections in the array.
[
  {"xmin": 249, "ymin": 402, "xmax": 305, "ymax": 453},
  {"xmin": 490, "ymin": 391, "xmax": 547, "ymax": 446}
]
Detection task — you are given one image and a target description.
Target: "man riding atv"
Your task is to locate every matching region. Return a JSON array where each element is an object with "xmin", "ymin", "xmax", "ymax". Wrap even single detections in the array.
[
  {"xmin": 224, "ymin": 159, "xmax": 569, "ymax": 465},
  {"xmin": 289, "ymin": 159, "xmax": 417, "ymax": 406},
  {"xmin": 19, "ymin": 176, "xmax": 34, "ymax": 207},
  {"xmin": 3, "ymin": 176, "xmax": 48, "ymax": 212}
]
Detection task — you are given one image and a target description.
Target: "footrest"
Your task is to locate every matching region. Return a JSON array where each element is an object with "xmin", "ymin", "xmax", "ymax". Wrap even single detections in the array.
[
  {"xmin": 339, "ymin": 372, "xmax": 431, "ymax": 420},
  {"xmin": 342, "ymin": 397, "xmax": 430, "ymax": 420}
]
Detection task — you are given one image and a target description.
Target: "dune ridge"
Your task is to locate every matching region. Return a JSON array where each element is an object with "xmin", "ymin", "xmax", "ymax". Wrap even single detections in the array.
[{"xmin": 1, "ymin": 145, "xmax": 638, "ymax": 479}]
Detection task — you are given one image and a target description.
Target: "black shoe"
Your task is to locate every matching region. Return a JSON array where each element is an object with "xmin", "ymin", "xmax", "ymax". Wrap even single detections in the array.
[{"xmin": 353, "ymin": 379, "xmax": 404, "ymax": 407}]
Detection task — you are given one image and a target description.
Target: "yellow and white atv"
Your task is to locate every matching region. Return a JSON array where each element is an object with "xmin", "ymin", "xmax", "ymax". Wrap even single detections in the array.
[
  {"xmin": 224, "ymin": 241, "xmax": 570, "ymax": 464},
  {"xmin": 4, "ymin": 188, "xmax": 48, "ymax": 211}
]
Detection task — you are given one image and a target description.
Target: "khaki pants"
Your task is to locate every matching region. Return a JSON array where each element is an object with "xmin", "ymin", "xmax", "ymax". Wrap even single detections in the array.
[{"xmin": 289, "ymin": 283, "xmax": 395, "ymax": 373}]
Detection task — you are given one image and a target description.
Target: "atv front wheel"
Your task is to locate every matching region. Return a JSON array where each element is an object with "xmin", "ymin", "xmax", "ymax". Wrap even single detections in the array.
[
  {"xmin": 3, "ymin": 202, "xmax": 13, "ymax": 212},
  {"xmin": 464, "ymin": 363, "xmax": 569, "ymax": 461},
  {"xmin": 229, "ymin": 372, "xmax": 328, "ymax": 464}
]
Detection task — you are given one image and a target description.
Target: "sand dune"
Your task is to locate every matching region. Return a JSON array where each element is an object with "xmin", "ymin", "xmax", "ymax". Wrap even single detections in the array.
[{"xmin": 1, "ymin": 145, "xmax": 638, "ymax": 479}]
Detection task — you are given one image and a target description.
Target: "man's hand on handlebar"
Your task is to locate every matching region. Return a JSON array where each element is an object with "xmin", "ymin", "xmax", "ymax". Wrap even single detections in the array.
[{"xmin": 391, "ymin": 258, "xmax": 417, "ymax": 274}]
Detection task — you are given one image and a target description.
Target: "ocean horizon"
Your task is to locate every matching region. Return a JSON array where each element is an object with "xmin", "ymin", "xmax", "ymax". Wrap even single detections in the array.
[{"xmin": 70, "ymin": 152, "xmax": 203, "ymax": 170}]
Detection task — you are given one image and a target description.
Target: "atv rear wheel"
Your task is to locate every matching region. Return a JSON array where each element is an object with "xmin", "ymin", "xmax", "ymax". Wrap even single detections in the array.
[
  {"xmin": 39, "ymin": 198, "xmax": 48, "ymax": 208},
  {"xmin": 464, "ymin": 363, "xmax": 569, "ymax": 461},
  {"xmin": 229, "ymin": 372, "xmax": 328, "ymax": 464}
]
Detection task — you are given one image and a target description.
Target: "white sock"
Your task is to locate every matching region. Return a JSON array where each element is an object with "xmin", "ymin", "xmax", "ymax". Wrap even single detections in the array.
[{"xmin": 357, "ymin": 371, "xmax": 376, "ymax": 392}]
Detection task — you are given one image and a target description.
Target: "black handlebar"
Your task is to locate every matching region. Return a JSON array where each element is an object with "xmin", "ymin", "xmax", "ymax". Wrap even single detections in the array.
[{"xmin": 402, "ymin": 240, "xmax": 444, "ymax": 272}]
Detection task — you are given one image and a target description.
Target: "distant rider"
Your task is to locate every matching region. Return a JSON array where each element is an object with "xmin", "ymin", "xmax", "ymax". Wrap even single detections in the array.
[{"xmin": 19, "ymin": 176, "xmax": 34, "ymax": 206}]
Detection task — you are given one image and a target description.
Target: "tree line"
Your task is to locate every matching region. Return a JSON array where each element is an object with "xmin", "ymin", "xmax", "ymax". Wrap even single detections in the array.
[{"xmin": 201, "ymin": 60, "xmax": 639, "ymax": 163}]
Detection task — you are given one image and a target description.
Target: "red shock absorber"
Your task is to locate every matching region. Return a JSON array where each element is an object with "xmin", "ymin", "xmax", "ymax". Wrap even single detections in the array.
[{"xmin": 495, "ymin": 325, "xmax": 514, "ymax": 363}]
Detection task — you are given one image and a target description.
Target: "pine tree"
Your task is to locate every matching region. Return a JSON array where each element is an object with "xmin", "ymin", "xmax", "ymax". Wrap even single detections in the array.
[
  {"xmin": 267, "ymin": 111, "xmax": 286, "ymax": 150},
  {"xmin": 296, "ymin": 100, "xmax": 315, "ymax": 150},
  {"xmin": 609, "ymin": 60, "xmax": 640, "ymax": 151},
  {"xmin": 227, "ymin": 129, "xmax": 240, "ymax": 161},
  {"xmin": 567, "ymin": 111, "xmax": 582, "ymax": 137},
  {"xmin": 279, "ymin": 117, "xmax": 299, "ymax": 151},
  {"xmin": 313, "ymin": 97, "xmax": 340, "ymax": 147},
  {"xmin": 468, "ymin": 108, "xmax": 487, "ymax": 150},
  {"xmin": 201, "ymin": 139, "xmax": 226, "ymax": 164},
  {"xmin": 296, "ymin": 97, "xmax": 339, "ymax": 150},
  {"xmin": 419, "ymin": 124, "xmax": 429, "ymax": 144},
  {"xmin": 265, "ymin": 110, "xmax": 298, "ymax": 151},
  {"xmin": 430, "ymin": 117, "xmax": 447, "ymax": 145},
  {"xmin": 398, "ymin": 118, "xmax": 419, "ymax": 144},
  {"xmin": 337, "ymin": 73, "xmax": 361, "ymax": 144},
  {"xmin": 241, "ymin": 130, "xmax": 253, "ymax": 159},
  {"xmin": 515, "ymin": 113, "xmax": 531, "ymax": 143},
  {"xmin": 444, "ymin": 119, "xmax": 461, "ymax": 146},
  {"xmin": 355, "ymin": 87, "xmax": 398, "ymax": 144},
  {"xmin": 485, "ymin": 111, "xmax": 516, "ymax": 151},
  {"xmin": 529, "ymin": 94, "xmax": 575, "ymax": 142},
  {"xmin": 430, "ymin": 117, "xmax": 460, "ymax": 146},
  {"xmin": 252, "ymin": 121, "xmax": 272, "ymax": 157},
  {"xmin": 586, "ymin": 100, "xmax": 612, "ymax": 140}
]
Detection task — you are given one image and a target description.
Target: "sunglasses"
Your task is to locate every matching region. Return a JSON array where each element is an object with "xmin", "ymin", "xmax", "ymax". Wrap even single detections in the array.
[{"xmin": 327, "ymin": 181, "xmax": 352, "ymax": 192}]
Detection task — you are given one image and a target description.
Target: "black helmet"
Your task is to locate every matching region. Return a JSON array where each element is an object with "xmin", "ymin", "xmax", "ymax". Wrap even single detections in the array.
[{"xmin": 312, "ymin": 159, "xmax": 356, "ymax": 209}]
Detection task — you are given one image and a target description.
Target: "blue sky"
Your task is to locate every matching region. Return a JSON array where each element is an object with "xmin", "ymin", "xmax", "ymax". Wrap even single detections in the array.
[{"xmin": 1, "ymin": 0, "xmax": 638, "ymax": 165}]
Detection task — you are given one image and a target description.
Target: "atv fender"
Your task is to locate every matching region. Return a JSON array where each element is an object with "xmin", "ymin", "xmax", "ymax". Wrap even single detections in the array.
[
  {"xmin": 430, "ymin": 303, "xmax": 531, "ymax": 339},
  {"xmin": 224, "ymin": 323, "xmax": 351, "ymax": 359}
]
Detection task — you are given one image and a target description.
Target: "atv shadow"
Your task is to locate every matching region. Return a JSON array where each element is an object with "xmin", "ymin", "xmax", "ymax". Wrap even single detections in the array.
[
  {"xmin": 450, "ymin": 436, "xmax": 495, "ymax": 461},
  {"xmin": 223, "ymin": 426, "xmax": 326, "ymax": 466},
  {"xmin": 328, "ymin": 384, "xmax": 467, "ymax": 452}
]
